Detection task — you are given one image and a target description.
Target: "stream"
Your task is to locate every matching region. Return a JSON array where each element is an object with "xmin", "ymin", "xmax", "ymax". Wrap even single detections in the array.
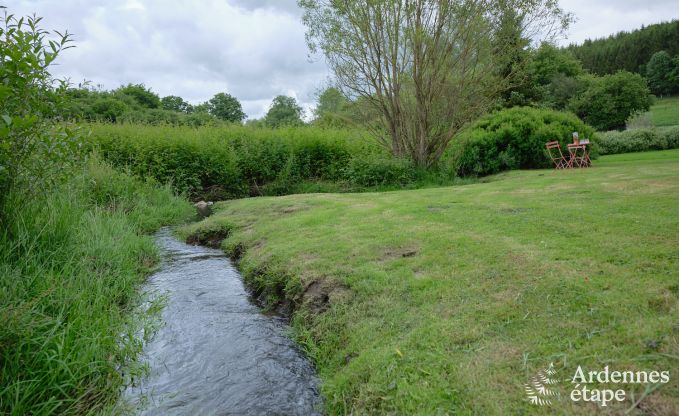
[{"xmin": 123, "ymin": 228, "xmax": 321, "ymax": 415}]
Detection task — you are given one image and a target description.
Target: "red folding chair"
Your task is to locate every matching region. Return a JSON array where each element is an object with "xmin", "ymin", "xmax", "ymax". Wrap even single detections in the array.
[{"xmin": 545, "ymin": 141, "xmax": 567, "ymax": 169}]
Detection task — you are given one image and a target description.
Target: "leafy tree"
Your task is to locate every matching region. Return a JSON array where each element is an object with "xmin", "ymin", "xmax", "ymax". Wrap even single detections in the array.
[
  {"xmin": 568, "ymin": 71, "xmax": 652, "ymax": 131},
  {"xmin": 545, "ymin": 73, "xmax": 586, "ymax": 110},
  {"xmin": 115, "ymin": 83, "xmax": 161, "ymax": 109},
  {"xmin": 671, "ymin": 55, "xmax": 679, "ymax": 85},
  {"xmin": 161, "ymin": 95, "xmax": 192, "ymax": 113},
  {"xmin": 530, "ymin": 43, "xmax": 582, "ymax": 85},
  {"xmin": 501, "ymin": 42, "xmax": 583, "ymax": 109},
  {"xmin": 192, "ymin": 102, "xmax": 210, "ymax": 113},
  {"xmin": 264, "ymin": 95, "xmax": 304, "ymax": 128},
  {"xmin": 646, "ymin": 51, "xmax": 676, "ymax": 96},
  {"xmin": 313, "ymin": 87, "xmax": 351, "ymax": 127},
  {"xmin": 92, "ymin": 98, "xmax": 128, "ymax": 122},
  {"xmin": 299, "ymin": 0, "xmax": 572, "ymax": 167},
  {"xmin": 494, "ymin": 5, "xmax": 533, "ymax": 107},
  {"xmin": 0, "ymin": 8, "xmax": 80, "ymax": 219},
  {"xmin": 207, "ymin": 92, "xmax": 246, "ymax": 122}
]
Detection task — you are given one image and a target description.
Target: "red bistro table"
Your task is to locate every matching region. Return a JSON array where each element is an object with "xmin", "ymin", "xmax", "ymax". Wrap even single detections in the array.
[{"xmin": 566, "ymin": 142, "xmax": 591, "ymax": 168}]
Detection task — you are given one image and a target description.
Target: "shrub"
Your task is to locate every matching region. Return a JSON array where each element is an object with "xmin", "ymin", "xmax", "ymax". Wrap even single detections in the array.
[
  {"xmin": 596, "ymin": 126, "xmax": 679, "ymax": 155},
  {"xmin": 343, "ymin": 157, "xmax": 416, "ymax": 186},
  {"xmin": 568, "ymin": 71, "xmax": 652, "ymax": 131},
  {"xmin": 444, "ymin": 107, "xmax": 597, "ymax": 176},
  {"xmin": 92, "ymin": 98, "xmax": 129, "ymax": 122},
  {"xmin": 0, "ymin": 11, "xmax": 81, "ymax": 216}
]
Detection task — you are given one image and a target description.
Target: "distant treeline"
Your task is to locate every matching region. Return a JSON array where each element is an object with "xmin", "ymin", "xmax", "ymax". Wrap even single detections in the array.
[{"xmin": 567, "ymin": 20, "xmax": 679, "ymax": 75}]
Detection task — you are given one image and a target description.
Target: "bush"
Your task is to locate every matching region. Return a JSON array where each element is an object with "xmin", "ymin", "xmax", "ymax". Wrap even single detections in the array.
[
  {"xmin": 444, "ymin": 107, "xmax": 597, "ymax": 176},
  {"xmin": 596, "ymin": 126, "xmax": 679, "ymax": 155},
  {"xmin": 343, "ymin": 157, "xmax": 416, "ymax": 186},
  {"xmin": 568, "ymin": 71, "xmax": 652, "ymax": 131}
]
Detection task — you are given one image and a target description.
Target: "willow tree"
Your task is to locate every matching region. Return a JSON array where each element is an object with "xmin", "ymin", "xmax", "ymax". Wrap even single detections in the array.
[{"xmin": 299, "ymin": 0, "xmax": 572, "ymax": 167}]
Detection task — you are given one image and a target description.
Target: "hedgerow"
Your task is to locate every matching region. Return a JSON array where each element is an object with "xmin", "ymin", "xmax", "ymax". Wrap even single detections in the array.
[
  {"xmin": 86, "ymin": 123, "xmax": 424, "ymax": 198},
  {"xmin": 596, "ymin": 126, "xmax": 679, "ymax": 155}
]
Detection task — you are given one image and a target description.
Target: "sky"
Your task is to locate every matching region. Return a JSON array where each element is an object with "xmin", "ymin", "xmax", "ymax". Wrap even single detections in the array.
[{"xmin": 9, "ymin": 0, "xmax": 679, "ymax": 119}]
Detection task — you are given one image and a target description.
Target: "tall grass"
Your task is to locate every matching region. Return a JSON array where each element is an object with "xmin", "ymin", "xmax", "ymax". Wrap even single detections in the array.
[
  {"xmin": 86, "ymin": 123, "xmax": 438, "ymax": 199},
  {"xmin": 0, "ymin": 157, "xmax": 192, "ymax": 415}
]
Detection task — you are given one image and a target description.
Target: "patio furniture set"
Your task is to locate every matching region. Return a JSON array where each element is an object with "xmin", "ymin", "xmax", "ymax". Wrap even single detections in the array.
[{"xmin": 545, "ymin": 132, "xmax": 592, "ymax": 169}]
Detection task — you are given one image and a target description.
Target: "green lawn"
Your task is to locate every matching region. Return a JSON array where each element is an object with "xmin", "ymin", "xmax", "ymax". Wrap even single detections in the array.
[
  {"xmin": 651, "ymin": 95, "xmax": 679, "ymax": 127},
  {"xmin": 181, "ymin": 150, "xmax": 679, "ymax": 415}
]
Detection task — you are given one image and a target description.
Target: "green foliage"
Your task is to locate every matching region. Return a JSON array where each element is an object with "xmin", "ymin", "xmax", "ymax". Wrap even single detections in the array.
[
  {"xmin": 596, "ymin": 126, "xmax": 679, "ymax": 155},
  {"xmin": 114, "ymin": 83, "xmax": 161, "ymax": 109},
  {"xmin": 0, "ymin": 158, "xmax": 192, "ymax": 415},
  {"xmin": 61, "ymin": 86, "xmax": 227, "ymax": 126},
  {"xmin": 672, "ymin": 56, "xmax": 679, "ymax": 85},
  {"xmin": 530, "ymin": 43, "xmax": 582, "ymax": 85},
  {"xmin": 445, "ymin": 107, "xmax": 596, "ymax": 176},
  {"xmin": 91, "ymin": 97, "xmax": 128, "ymax": 122},
  {"xmin": 544, "ymin": 73, "xmax": 585, "ymax": 109},
  {"xmin": 207, "ymin": 92, "xmax": 246, "ymax": 122},
  {"xmin": 493, "ymin": 6, "xmax": 532, "ymax": 104},
  {"xmin": 313, "ymin": 87, "xmax": 352, "ymax": 127},
  {"xmin": 120, "ymin": 107, "xmax": 184, "ymax": 125},
  {"xmin": 646, "ymin": 51, "xmax": 678, "ymax": 96},
  {"xmin": 567, "ymin": 19, "xmax": 679, "ymax": 75},
  {"xmin": 568, "ymin": 71, "xmax": 652, "ymax": 131},
  {"xmin": 0, "ymin": 8, "xmax": 81, "ymax": 221},
  {"xmin": 265, "ymin": 95, "xmax": 304, "ymax": 128},
  {"xmin": 161, "ymin": 95, "xmax": 193, "ymax": 113},
  {"xmin": 86, "ymin": 123, "xmax": 416, "ymax": 199},
  {"xmin": 343, "ymin": 157, "xmax": 416, "ymax": 186}
]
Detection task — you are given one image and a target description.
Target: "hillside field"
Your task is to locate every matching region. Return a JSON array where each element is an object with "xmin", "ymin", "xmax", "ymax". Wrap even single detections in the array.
[{"xmin": 651, "ymin": 95, "xmax": 679, "ymax": 127}]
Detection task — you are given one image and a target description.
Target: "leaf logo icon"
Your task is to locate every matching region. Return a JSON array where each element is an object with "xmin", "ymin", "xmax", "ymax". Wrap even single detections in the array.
[{"xmin": 525, "ymin": 362, "xmax": 561, "ymax": 406}]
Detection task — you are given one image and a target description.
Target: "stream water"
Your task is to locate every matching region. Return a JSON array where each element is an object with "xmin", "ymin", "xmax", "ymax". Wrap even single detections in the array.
[{"xmin": 123, "ymin": 228, "xmax": 321, "ymax": 415}]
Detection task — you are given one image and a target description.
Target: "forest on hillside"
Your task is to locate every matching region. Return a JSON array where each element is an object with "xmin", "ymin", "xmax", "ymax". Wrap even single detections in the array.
[{"xmin": 567, "ymin": 20, "xmax": 679, "ymax": 75}]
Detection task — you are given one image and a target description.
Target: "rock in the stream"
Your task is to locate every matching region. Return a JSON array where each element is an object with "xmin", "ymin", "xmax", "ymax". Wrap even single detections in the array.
[{"xmin": 194, "ymin": 200, "xmax": 213, "ymax": 218}]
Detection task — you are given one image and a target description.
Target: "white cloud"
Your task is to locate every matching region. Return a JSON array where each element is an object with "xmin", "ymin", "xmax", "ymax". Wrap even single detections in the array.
[{"xmin": 12, "ymin": 0, "xmax": 329, "ymax": 119}]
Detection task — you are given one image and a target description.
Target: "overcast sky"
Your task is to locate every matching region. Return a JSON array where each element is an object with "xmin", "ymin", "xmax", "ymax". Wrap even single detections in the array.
[{"xmin": 10, "ymin": 0, "xmax": 679, "ymax": 119}]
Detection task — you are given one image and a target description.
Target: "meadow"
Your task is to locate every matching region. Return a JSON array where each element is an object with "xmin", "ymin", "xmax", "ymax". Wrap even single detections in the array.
[
  {"xmin": 180, "ymin": 149, "xmax": 679, "ymax": 415},
  {"xmin": 651, "ymin": 95, "xmax": 679, "ymax": 127}
]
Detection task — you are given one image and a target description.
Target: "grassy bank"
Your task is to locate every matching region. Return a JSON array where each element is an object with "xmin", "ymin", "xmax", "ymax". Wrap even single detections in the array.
[
  {"xmin": 181, "ymin": 150, "xmax": 679, "ymax": 414},
  {"xmin": 0, "ymin": 158, "xmax": 193, "ymax": 415}
]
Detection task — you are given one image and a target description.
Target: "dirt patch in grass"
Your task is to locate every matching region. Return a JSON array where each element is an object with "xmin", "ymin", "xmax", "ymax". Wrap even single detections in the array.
[
  {"xmin": 278, "ymin": 205, "xmax": 309, "ymax": 214},
  {"xmin": 303, "ymin": 279, "xmax": 352, "ymax": 314},
  {"xmin": 186, "ymin": 228, "xmax": 229, "ymax": 248},
  {"xmin": 636, "ymin": 390, "xmax": 679, "ymax": 416},
  {"xmin": 382, "ymin": 247, "xmax": 419, "ymax": 260}
]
